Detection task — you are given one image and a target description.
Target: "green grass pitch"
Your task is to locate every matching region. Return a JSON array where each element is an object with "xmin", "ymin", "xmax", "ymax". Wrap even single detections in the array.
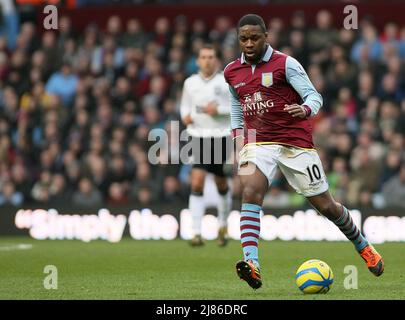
[{"xmin": 1, "ymin": 237, "xmax": 404, "ymax": 300}]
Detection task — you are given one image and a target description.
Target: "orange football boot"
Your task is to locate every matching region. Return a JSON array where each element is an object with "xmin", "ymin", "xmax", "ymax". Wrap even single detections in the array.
[
  {"xmin": 359, "ymin": 245, "xmax": 384, "ymax": 276},
  {"xmin": 236, "ymin": 260, "xmax": 262, "ymax": 289}
]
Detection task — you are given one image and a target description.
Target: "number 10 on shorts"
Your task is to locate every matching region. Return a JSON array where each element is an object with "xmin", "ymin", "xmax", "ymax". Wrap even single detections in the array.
[{"xmin": 306, "ymin": 164, "xmax": 322, "ymax": 183}]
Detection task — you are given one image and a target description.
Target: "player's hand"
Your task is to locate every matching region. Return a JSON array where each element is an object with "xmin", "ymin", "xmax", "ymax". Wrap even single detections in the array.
[
  {"xmin": 203, "ymin": 101, "xmax": 219, "ymax": 116},
  {"xmin": 182, "ymin": 114, "xmax": 193, "ymax": 125},
  {"xmin": 284, "ymin": 104, "xmax": 307, "ymax": 118}
]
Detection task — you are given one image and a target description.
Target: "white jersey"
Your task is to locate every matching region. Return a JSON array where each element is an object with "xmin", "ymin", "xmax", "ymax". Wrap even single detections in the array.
[{"xmin": 180, "ymin": 71, "xmax": 231, "ymax": 138}]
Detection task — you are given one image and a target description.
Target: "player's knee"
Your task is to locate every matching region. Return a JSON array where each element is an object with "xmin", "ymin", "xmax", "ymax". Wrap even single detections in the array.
[
  {"xmin": 190, "ymin": 182, "xmax": 204, "ymax": 194},
  {"xmin": 242, "ymin": 185, "xmax": 264, "ymax": 204},
  {"xmin": 217, "ymin": 186, "xmax": 229, "ymax": 195},
  {"xmin": 190, "ymin": 174, "xmax": 205, "ymax": 193},
  {"xmin": 215, "ymin": 179, "xmax": 228, "ymax": 194}
]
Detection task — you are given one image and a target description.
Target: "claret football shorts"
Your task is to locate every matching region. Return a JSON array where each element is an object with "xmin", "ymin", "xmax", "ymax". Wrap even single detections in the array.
[{"xmin": 238, "ymin": 143, "xmax": 329, "ymax": 197}]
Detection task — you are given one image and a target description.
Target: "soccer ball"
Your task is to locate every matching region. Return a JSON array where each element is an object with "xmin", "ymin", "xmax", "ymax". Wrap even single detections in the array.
[{"xmin": 295, "ymin": 259, "xmax": 334, "ymax": 294}]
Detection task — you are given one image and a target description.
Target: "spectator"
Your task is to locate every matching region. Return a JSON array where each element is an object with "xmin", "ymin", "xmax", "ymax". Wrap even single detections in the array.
[
  {"xmin": 45, "ymin": 62, "xmax": 79, "ymax": 106},
  {"xmin": 49, "ymin": 173, "xmax": 70, "ymax": 204},
  {"xmin": 0, "ymin": 0, "xmax": 19, "ymax": 50},
  {"xmin": 71, "ymin": 177, "xmax": 103, "ymax": 207},
  {"xmin": 41, "ymin": 31, "xmax": 60, "ymax": 74},
  {"xmin": 378, "ymin": 149, "xmax": 402, "ymax": 189},
  {"xmin": 31, "ymin": 171, "xmax": 52, "ymax": 203},
  {"xmin": 131, "ymin": 161, "xmax": 156, "ymax": 199},
  {"xmin": 307, "ymin": 10, "xmax": 339, "ymax": 53},
  {"xmin": 135, "ymin": 185, "xmax": 153, "ymax": 205},
  {"xmin": 347, "ymin": 146, "xmax": 382, "ymax": 205},
  {"xmin": 382, "ymin": 162, "xmax": 405, "ymax": 208},
  {"xmin": 123, "ymin": 18, "xmax": 147, "ymax": 49},
  {"xmin": 377, "ymin": 73, "xmax": 404, "ymax": 103},
  {"xmin": 87, "ymin": 156, "xmax": 109, "ymax": 196},
  {"xmin": 0, "ymin": 180, "xmax": 23, "ymax": 206},
  {"xmin": 351, "ymin": 24, "xmax": 383, "ymax": 62},
  {"xmin": 162, "ymin": 175, "xmax": 182, "ymax": 203},
  {"xmin": 10, "ymin": 162, "xmax": 32, "ymax": 201},
  {"xmin": 91, "ymin": 34, "xmax": 125, "ymax": 75},
  {"xmin": 107, "ymin": 182, "xmax": 129, "ymax": 205}
]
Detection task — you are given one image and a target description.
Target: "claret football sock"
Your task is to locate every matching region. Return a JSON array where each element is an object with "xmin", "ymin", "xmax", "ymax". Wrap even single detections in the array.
[
  {"xmin": 333, "ymin": 206, "xmax": 369, "ymax": 252},
  {"xmin": 240, "ymin": 203, "xmax": 261, "ymax": 267}
]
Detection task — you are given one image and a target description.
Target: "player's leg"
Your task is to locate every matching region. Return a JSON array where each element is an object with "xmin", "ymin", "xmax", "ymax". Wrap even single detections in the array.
[
  {"xmin": 278, "ymin": 146, "xmax": 384, "ymax": 276},
  {"xmin": 213, "ymin": 175, "xmax": 231, "ymax": 247},
  {"xmin": 239, "ymin": 162, "xmax": 268, "ymax": 262},
  {"xmin": 235, "ymin": 161, "xmax": 269, "ymax": 289},
  {"xmin": 212, "ymin": 135, "xmax": 233, "ymax": 246},
  {"xmin": 307, "ymin": 192, "xmax": 384, "ymax": 276},
  {"xmin": 189, "ymin": 167, "xmax": 206, "ymax": 246}
]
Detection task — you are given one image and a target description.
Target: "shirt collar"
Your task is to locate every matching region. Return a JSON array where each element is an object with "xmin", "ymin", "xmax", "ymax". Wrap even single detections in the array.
[
  {"xmin": 241, "ymin": 44, "xmax": 273, "ymax": 64},
  {"xmin": 198, "ymin": 69, "xmax": 219, "ymax": 82}
]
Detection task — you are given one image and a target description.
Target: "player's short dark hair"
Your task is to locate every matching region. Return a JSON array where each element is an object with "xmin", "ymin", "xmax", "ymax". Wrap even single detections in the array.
[
  {"xmin": 237, "ymin": 14, "xmax": 267, "ymax": 33},
  {"xmin": 198, "ymin": 43, "xmax": 221, "ymax": 59}
]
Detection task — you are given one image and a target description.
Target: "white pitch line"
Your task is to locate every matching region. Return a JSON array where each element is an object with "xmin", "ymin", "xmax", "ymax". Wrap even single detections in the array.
[{"xmin": 0, "ymin": 244, "xmax": 33, "ymax": 251}]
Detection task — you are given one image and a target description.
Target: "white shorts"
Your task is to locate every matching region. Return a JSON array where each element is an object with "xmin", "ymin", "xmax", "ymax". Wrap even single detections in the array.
[{"xmin": 238, "ymin": 144, "xmax": 329, "ymax": 197}]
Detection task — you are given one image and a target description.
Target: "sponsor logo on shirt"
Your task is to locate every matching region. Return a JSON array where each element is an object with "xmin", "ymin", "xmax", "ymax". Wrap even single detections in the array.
[
  {"xmin": 234, "ymin": 82, "xmax": 246, "ymax": 89},
  {"xmin": 241, "ymin": 91, "xmax": 274, "ymax": 116}
]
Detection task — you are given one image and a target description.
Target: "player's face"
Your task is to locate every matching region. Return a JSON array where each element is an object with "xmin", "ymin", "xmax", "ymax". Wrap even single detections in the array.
[
  {"xmin": 197, "ymin": 48, "xmax": 218, "ymax": 76},
  {"xmin": 238, "ymin": 25, "xmax": 268, "ymax": 64}
]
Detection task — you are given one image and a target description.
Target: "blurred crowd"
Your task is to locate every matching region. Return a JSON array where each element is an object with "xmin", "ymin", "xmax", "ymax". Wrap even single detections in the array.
[{"xmin": 0, "ymin": 9, "xmax": 405, "ymax": 209}]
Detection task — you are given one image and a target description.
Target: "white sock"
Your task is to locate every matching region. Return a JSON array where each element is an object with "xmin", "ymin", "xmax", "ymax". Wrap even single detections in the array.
[
  {"xmin": 189, "ymin": 193, "xmax": 205, "ymax": 236},
  {"xmin": 217, "ymin": 190, "xmax": 231, "ymax": 228}
]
